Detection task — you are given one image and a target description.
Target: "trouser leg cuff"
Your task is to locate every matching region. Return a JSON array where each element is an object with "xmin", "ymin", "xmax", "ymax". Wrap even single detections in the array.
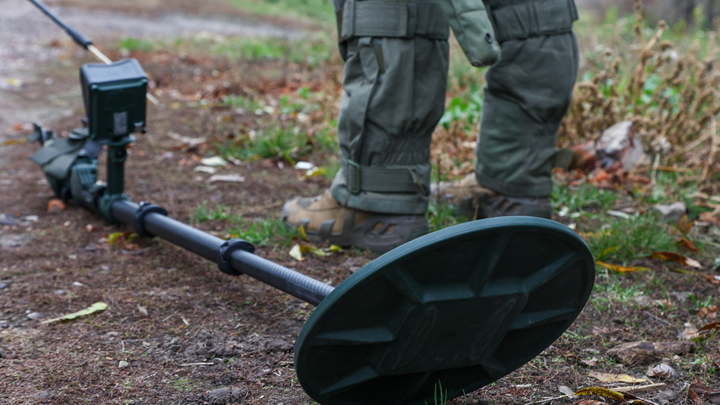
[{"xmin": 476, "ymin": 172, "xmax": 552, "ymax": 199}]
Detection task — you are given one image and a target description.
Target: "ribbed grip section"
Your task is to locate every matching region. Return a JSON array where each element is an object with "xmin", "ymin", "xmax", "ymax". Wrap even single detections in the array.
[
  {"xmin": 231, "ymin": 251, "xmax": 334, "ymax": 305},
  {"xmin": 111, "ymin": 200, "xmax": 334, "ymax": 305}
]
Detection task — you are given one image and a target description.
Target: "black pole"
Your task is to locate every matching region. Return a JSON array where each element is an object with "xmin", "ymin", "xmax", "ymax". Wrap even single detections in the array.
[
  {"xmin": 28, "ymin": 0, "xmax": 93, "ymax": 49},
  {"xmin": 111, "ymin": 200, "xmax": 335, "ymax": 306}
]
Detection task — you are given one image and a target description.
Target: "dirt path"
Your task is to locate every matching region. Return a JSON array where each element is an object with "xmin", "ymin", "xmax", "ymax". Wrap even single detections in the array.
[{"xmin": 0, "ymin": 0, "xmax": 302, "ymax": 140}]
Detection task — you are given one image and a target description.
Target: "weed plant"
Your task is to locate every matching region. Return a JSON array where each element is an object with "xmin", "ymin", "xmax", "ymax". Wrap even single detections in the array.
[
  {"xmin": 192, "ymin": 204, "xmax": 296, "ymax": 246},
  {"xmin": 561, "ymin": 0, "xmax": 720, "ymax": 189}
]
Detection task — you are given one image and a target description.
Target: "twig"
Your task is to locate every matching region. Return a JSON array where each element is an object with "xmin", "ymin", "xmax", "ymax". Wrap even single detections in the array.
[
  {"xmin": 179, "ymin": 362, "xmax": 215, "ymax": 367},
  {"xmin": 613, "ymin": 383, "xmax": 666, "ymax": 392},
  {"xmin": 650, "ymin": 153, "xmax": 661, "ymax": 185},
  {"xmin": 668, "ymin": 131, "xmax": 710, "ymax": 158},
  {"xmin": 642, "ymin": 310, "xmax": 670, "ymax": 326},
  {"xmin": 689, "ymin": 192, "xmax": 720, "ymax": 204},
  {"xmin": 524, "ymin": 394, "xmax": 570, "ymax": 405},
  {"xmin": 700, "ymin": 116, "xmax": 719, "ymax": 183}
]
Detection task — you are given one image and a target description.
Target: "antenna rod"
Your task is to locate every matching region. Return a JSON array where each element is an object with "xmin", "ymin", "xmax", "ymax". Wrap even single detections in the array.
[{"xmin": 27, "ymin": 0, "xmax": 160, "ymax": 105}]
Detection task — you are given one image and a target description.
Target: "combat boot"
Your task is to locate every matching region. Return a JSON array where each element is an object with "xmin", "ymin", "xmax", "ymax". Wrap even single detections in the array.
[
  {"xmin": 433, "ymin": 174, "xmax": 552, "ymax": 219},
  {"xmin": 282, "ymin": 191, "xmax": 429, "ymax": 253}
]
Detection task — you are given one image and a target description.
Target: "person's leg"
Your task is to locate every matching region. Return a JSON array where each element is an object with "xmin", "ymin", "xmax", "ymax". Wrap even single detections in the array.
[
  {"xmin": 437, "ymin": 0, "xmax": 579, "ymax": 218},
  {"xmin": 283, "ymin": 0, "xmax": 450, "ymax": 252}
]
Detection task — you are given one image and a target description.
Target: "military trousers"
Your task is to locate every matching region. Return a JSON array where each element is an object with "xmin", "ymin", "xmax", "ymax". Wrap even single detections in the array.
[
  {"xmin": 477, "ymin": 0, "xmax": 579, "ymax": 198},
  {"xmin": 330, "ymin": 0, "xmax": 579, "ymax": 214}
]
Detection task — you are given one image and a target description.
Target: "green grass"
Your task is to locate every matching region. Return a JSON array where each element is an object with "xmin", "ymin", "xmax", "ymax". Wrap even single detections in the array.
[
  {"xmin": 426, "ymin": 201, "xmax": 470, "ymax": 233},
  {"xmin": 207, "ymin": 33, "xmax": 335, "ymax": 65},
  {"xmin": 439, "ymin": 86, "xmax": 484, "ymax": 132},
  {"xmin": 582, "ymin": 213, "xmax": 679, "ymax": 263},
  {"xmin": 191, "ymin": 204, "xmax": 296, "ymax": 246},
  {"xmin": 224, "ymin": 0, "xmax": 335, "ymax": 24},
  {"xmin": 117, "ymin": 37, "xmax": 155, "ymax": 52},
  {"xmin": 227, "ymin": 217, "xmax": 297, "ymax": 247},
  {"xmin": 191, "ymin": 204, "xmax": 241, "ymax": 224},
  {"xmin": 214, "ymin": 124, "xmax": 312, "ymax": 164}
]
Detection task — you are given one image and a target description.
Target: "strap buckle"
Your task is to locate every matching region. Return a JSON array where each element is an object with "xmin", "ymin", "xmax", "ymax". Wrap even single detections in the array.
[{"xmin": 347, "ymin": 159, "xmax": 362, "ymax": 194}]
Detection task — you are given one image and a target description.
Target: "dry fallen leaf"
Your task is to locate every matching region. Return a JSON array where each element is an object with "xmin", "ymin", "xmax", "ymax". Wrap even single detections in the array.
[
  {"xmin": 47, "ymin": 199, "xmax": 66, "ymax": 213},
  {"xmin": 575, "ymin": 387, "xmax": 625, "ymax": 402},
  {"xmin": 41, "ymin": 302, "xmax": 108, "ymax": 324},
  {"xmin": 676, "ymin": 237, "xmax": 698, "ymax": 253},
  {"xmin": 575, "ymin": 387, "xmax": 657, "ymax": 405},
  {"xmin": 581, "ymin": 357, "xmax": 599, "ymax": 367},
  {"xmin": 1, "ymin": 138, "xmax": 28, "ymax": 146},
  {"xmin": 589, "ymin": 371, "xmax": 649, "ymax": 384},
  {"xmin": 137, "ymin": 305, "xmax": 148, "ymax": 316},
  {"xmin": 677, "ymin": 214, "xmax": 694, "ymax": 235},
  {"xmin": 207, "ymin": 174, "xmax": 245, "ymax": 183},
  {"xmin": 297, "ymin": 224, "xmax": 308, "ymax": 241},
  {"xmin": 596, "ymin": 261, "xmax": 649, "ymax": 273},
  {"xmin": 698, "ymin": 321, "xmax": 720, "ymax": 333},
  {"xmin": 697, "ymin": 305, "xmax": 719, "ymax": 319},
  {"xmin": 646, "ymin": 363, "xmax": 679, "ymax": 379},
  {"xmin": 681, "ymin": 323, "xmax": 700, "ymax": 340},
  {"xmin": 289, "ymin": 244, "xmax": 303, "ymax": 261},
  {"xmin": 650, "ymin": 251, "xmax": 701, "ymax": 268},
  {"xmin": 707, "ymin": 274, "xmax": 720, "ymax": 285},
  {"xmin": 608, "ymin": 341, "xmax": 695, "ymax": 365},
  {"xmin": 689, "ymin": 380, "xmax": 711, "ymax": 404}
]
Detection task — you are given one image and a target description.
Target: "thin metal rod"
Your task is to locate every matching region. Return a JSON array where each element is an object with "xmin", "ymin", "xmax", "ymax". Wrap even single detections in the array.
[
  {"xmin": 27, "ymin": 0, "xmax": 159, "ymax": 106},
  {"xmin": 88, "ymin": 45, "xmax": 112, "ymax": 64},
  {"xmin": 112, "ymin": 200, "xmax": 334, "ymax": 305}
]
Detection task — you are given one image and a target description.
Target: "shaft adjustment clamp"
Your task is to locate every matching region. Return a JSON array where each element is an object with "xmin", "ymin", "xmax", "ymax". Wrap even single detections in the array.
[
  {"xmin": 217, "ymin": 239, "xmax": 255, "ymax": 276},
  {"xmin": 134, "ymin": 202, "xmax": 168, "ymax": 237}
]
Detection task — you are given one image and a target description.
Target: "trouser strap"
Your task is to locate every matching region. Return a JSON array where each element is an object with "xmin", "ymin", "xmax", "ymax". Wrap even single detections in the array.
[
  {"xmin": 338, "ymin": 0, "xmax": 449, "ymax": 40},
  {"xmin": 346, "ymin": 160, "xmax": 429, "ymax": 195},
  {"xmin": 488, "ymin": 0, "xmax": 578, "ymax": 43}
]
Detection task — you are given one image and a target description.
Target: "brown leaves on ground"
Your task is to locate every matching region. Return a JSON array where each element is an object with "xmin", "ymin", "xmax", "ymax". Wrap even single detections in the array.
[
  {"xmin": 688, "ymin": 380, "xmax": 720, "ymax": 405},
  {"xmin": 697, "ymin": 305, "xmax": 718, "ymax": 319},
  {"xmin": 575, "ymin": 387, "xmax": 657, "ymax": 405},
  {"xmin": 650, "ymin": 251, "xmax": 702, "ymax": 268},
  {"xmin": 607, "ymin": 341, "xmax": 695, "ymax": 365},
  {"xmin": 589, "ymin": 371, "xmax": 648, "ymax": 384},
  {"xmin": 596, "ymin": 261, "xmax": 649, "ymax": 273},
  {"xmin": 646, "ymin": 363, "xmax": 680, "ymax": 379}
]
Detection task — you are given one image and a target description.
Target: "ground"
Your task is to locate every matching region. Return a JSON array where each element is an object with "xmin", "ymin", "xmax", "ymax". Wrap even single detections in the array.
[{"xmin": 1, "ymin": 1, "xmax": 720, "ymax": 404}]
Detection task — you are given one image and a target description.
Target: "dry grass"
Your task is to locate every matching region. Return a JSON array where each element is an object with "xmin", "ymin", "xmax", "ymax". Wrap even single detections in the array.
[{"xmin": 560, "ymin": 0, "xmax": 720, "ymax": 190}]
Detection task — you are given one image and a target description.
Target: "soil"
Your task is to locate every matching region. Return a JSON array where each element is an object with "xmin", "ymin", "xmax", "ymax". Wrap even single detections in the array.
[{"xmin": 1, "ymin": 1, "xmax": 719, "ymax": 404}]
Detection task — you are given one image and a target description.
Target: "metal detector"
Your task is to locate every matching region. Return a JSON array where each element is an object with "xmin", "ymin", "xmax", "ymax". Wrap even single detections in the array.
[{"xmin": 24, "ymin": 3, "xmax": 596, "ymax": 404}]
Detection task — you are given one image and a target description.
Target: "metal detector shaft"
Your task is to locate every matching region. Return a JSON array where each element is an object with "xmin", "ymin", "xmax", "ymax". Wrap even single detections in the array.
[
  {"xmin": 112, "ymin": 200, "xmax": 334, "ymax": 305},
  {"xmin": 28, "ymin": 0, "xmax": 92, "ymax": 49},
  {"xmin": 27, "ymin": 0, "xmax": 159, "ymax": 105}
]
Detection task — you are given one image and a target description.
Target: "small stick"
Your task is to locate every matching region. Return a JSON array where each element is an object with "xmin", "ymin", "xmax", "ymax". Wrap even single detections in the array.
[
  {"xmin": 613, "ymin": 383, "xmax": 666, "ymax": 392},
  {"xmin": 642, "ymin": 310, "xmax": 670, "ymax": 326}
]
